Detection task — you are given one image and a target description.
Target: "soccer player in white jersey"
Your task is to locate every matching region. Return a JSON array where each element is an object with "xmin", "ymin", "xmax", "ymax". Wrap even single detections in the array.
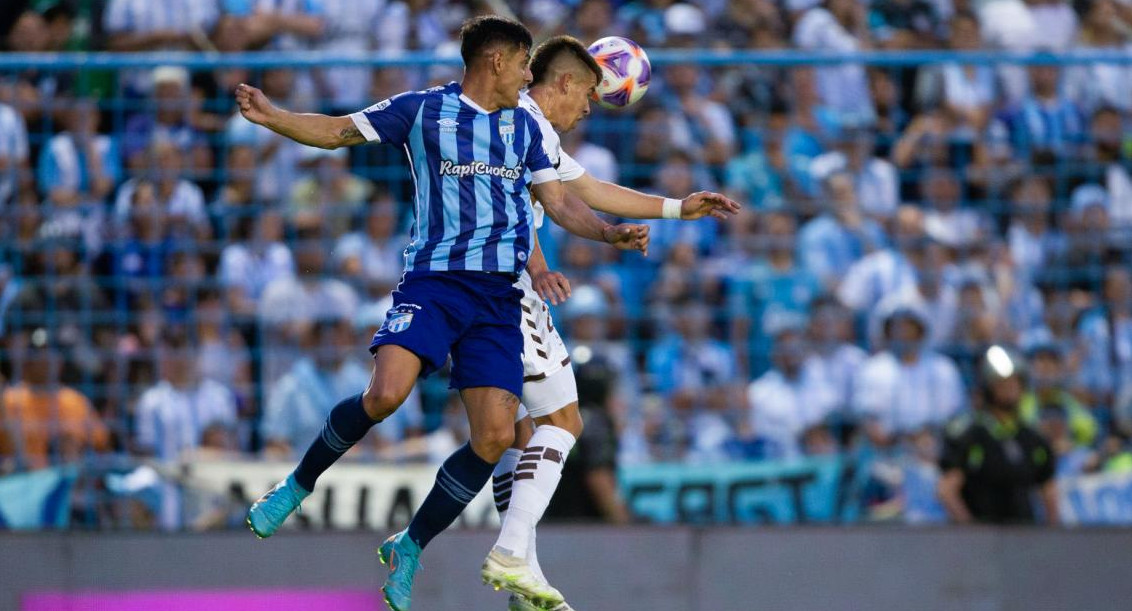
[{"xmin": 482, "ymin": 36, "xmax": 740, "ymax": 611}]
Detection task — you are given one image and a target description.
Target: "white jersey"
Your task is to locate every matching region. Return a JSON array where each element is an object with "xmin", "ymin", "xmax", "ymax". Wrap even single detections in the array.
[
  {"xmin": 516, "ymin": 271, "xmax": 572, "ymax": 382},
  {"xmin": 518, "ymin": 91, "xmax": 587, "ymax": 229},
  {"xmin": 510, "ymin": 91, "xmax": 585, "ymax": 418}
]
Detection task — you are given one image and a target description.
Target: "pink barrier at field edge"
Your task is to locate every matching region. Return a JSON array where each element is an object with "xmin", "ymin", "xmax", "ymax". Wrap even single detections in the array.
[{"xmin": 23, "ymin": 590, "xmax": 381, "ymax": 611}]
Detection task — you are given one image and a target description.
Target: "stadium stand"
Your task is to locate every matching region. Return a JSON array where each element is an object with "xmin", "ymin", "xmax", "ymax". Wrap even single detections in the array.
[{"xmin": 3, "ymin": 0, "xmax": 1132, "ymax": 529}]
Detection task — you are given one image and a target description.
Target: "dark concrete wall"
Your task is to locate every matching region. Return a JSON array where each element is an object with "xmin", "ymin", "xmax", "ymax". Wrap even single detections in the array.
[{"xmin": 2, "ymin": 527, "xmax": 1129, "ymax": 611}]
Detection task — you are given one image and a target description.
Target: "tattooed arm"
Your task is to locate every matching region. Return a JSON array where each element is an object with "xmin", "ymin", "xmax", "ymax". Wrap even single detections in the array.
[{"xmin": 235, "ymin": 83, "xmax": 366, "ymax": 149}]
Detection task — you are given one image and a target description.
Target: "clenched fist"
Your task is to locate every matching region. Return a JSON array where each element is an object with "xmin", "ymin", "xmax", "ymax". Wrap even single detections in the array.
[
  {"xmin": 235, "ymin": 83, "xmax": 276, "ymax": 126},
  {"xmin": 603, "ymin": 223, "xmax": 651, "ymax": 256}
]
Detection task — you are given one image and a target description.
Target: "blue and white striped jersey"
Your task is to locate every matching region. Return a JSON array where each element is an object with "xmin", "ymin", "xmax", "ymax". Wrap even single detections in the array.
[
  {"xmin": 350, "ymin": 82, "xmax": 557, "ymax": 274},
  {"xmin": 104, "ymin": 0, "xmax": 220, "ymax": 38}
]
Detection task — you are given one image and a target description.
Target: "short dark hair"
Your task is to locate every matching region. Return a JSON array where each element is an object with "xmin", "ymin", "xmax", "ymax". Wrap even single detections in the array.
[
  {"xmin": 459, "ymin": 16, "xmax": 533, "ymax": 66},
  {"xmin": 530, "ymin": 35, "xmax": 603, "ymax": 87}
]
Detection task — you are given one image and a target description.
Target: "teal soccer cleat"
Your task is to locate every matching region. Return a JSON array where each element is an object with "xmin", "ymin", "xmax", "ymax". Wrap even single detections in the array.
[
  {"xmin": 246, "ymin": 474, "xmax": 309, "ymax": 538},
  {"xmin": 378, "ymin": 530, "xmax": 423, "ymax": 611}
]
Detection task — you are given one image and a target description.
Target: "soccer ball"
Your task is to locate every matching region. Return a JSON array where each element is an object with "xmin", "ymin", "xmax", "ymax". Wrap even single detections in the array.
[{"xmin": 587, "ymin": 36, "xmax": 651, "ymax": 109}]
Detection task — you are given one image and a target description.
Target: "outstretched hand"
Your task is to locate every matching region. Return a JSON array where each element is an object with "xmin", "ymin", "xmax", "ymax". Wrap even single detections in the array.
[
  {"xmin": 603, "ymin": 223, "xmax": 650, "ymax": 257},
  {"xmin": 533, "ymin": 270, "xmax": 571, "ymax": 305},
  {"xmin": 681, "ymin": 191, "xmax": 742, "ymax": 221},
  {"xmin": 235, "ymin": 83, "xmax": 275, "ymax": 126}
]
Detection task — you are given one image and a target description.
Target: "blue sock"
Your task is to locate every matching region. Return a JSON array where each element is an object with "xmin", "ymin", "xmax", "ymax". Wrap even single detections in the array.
[
  {"xmin": 407, "ymin": 443, "xmax": 495, "ymax": 549},
  {"xmin": 292, "ymin": 393, "xmax": 376, "ymax": 492}
]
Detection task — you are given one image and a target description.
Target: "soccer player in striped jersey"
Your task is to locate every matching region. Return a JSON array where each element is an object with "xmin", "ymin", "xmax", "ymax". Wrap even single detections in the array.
[
  {"xmin": 237, "ymin": 16, "xmax": 649, "ymax": 611},
  {"xmin": 483, "ymin": 36, "xmax": 740, "ymax": 611}
]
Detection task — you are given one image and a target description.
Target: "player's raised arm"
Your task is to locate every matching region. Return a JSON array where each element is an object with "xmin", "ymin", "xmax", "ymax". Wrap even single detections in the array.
[
  {"xmin": 235, "ymin": 83, "xmax": 365, "ymax": 149},
  {"xmin": 523, "ymin": 105, "xmax": 649, "ymax": 254},
  {"xmin": 566, "ymin": 172, "xmax": 741, "ymax": 221},
  {"xmin": 532, "ymin": 179, "xmax": 650, "ymax": 255}
]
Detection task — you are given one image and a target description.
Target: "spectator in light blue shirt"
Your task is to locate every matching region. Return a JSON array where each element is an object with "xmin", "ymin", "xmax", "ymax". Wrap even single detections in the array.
[
  {"xmin": 261, "ymin": 317, "xmax": 421, "ymax": 457},
  {"xmin": 809, "ymin": 123, "xmax": 900, "ymax": 220},
  {"xmin": 725, "ymin": 130, "xmax": 787, "ymax": 212},
  {"xmin": 644, "ymin": 151, "xmax": 721, "ymax": 260},
  {"xmin": 798, "ymin": 171, "xmax": 888, "ymax": 291},
  {"xmin": 838, "ymin": 205, "xmax": 925, "ymax": 316},
  {"xmin": 997, "ymin": 61, "xmax": 1088, "ymax": 164},
  {"xmin": 747, "ymin": 324, "xmax": 840, "ymax": 460},
  {"xmin": 729, "ymin": 211, "xmax": 822, "ymax": 377},
  {"xmin": 0, "ymin": 101, "xmax": 30, "ymax": 210},
  {"xmin": 38, "ymin": 100, "xmax": 120, "ymax": 208},
  {"xmin": 647, "ymin": 298, "xmax": 736, "ymax": 398},
  {"xmin": 784, "ymin": 68, "xmax": 839, "ymax": 197},
  {"xmin": 1076, "ymin": 266, "xmax": 1132, "ymax": 407},
  {"xmin": 647, "ymin": 298, "xmax": 738, "ymax": 461}
]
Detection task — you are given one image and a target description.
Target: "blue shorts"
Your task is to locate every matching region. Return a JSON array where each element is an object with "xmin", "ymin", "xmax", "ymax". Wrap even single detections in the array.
[{"xmin": 370, "ymin": 271, "xmax": 525, "ymax": 397}]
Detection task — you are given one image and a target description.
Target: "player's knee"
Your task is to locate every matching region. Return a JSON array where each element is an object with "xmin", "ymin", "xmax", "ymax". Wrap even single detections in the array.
[
  {"xmin": 567, "ymin": 413, "xmax": 584, "ymax": 438},
  {"xmin": 361, "ymin": 384, "xmax": 408, "ymax": 420},
  {"xmin": 472, "ymin": 426, "xmax": 516, "ymax": 462},
  {"xmin": 536, "ymin": 403, "xmax": 583, "ymax": 438}
]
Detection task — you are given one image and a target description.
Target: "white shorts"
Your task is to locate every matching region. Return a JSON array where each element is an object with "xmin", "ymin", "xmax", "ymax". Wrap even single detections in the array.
[{"xmin": 514, "ymin": 270, "xmax": 578, "ymax": 420}]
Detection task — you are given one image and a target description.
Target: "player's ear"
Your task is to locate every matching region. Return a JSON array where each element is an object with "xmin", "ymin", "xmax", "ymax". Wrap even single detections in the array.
[
  {"xmin": 558, "ymin": 71, "xmax": 572, "ymax": 93},
  {"xmin": 491, "ymin": 50, "xmax": 504, "ymax": 75}
]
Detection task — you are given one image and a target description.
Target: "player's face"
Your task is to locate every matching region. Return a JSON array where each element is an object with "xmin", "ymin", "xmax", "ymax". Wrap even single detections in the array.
[
  {"xmin": 560, "ymin": 71, "xmax": 597, "ymax": 133},
  {"xmin": 498, "ymin": 45, "xmax": 533, "ymax": 108}
]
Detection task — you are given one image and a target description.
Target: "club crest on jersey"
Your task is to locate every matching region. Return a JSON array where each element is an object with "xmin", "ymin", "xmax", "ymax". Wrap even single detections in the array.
[
  {"xmin": 500, "ymin": 124, "xmax": 515, "ymax": 144},
  {"xmin": 382, "ymin": 311, "xmax": 414, "ymax": 334},
  {"xmin": 499, "ymin": 116, "xmax": 515, "ymax": 144}
]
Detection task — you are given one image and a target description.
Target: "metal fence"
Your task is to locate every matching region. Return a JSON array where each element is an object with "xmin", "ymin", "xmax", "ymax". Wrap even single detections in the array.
[{"xmin": 3, "ymin": 50, "xmax": 1132, "ymax": 529}]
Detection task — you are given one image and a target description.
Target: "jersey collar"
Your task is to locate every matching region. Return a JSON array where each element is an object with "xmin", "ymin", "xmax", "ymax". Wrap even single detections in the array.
[
  {"xmin": 459, "ymin": 94, "xmax": 491, "ymax": 114},
  {"xmin": 520, "ymin": 90, "xmax": 544, "ymax": 117},
  {"xmin": 452, "ymin": 82, "xmax": 492, "ymax": 115}
]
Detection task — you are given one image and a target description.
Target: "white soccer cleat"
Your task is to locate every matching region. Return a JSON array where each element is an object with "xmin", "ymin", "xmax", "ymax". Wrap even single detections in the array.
[
  {"xmin": 482, "ymin": 547, "xmax": 564, "ymax": 609},
  {"xmin": 509, "ymin": 594, "xmax": 576, "ymax": 611}
]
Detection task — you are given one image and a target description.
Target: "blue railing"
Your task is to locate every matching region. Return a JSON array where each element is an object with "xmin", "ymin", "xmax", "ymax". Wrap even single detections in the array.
[{"xmin": 3, "ymin": 49, "xmax": 1132, "ymax": 69}]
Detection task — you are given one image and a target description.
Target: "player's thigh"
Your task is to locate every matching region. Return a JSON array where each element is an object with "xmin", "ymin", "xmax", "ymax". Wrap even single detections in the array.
[
  {"xmin": 533, "ymin": 403, "xmax": 583, "ymax": 438},
  {"xmin": 362, "ymin": 345, "xmax": 423, "ymax": 420}
]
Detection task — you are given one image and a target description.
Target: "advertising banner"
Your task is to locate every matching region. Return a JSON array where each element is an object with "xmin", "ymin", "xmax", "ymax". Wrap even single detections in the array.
[
  {"xmin": 1059, "ymin": 470, "xmax": 1132, "ymax": 525},
  {"xmin": 618, "ymin": 456, "xmax": 864, "ymax": 524},
  {"xmin": 183, "ymin": 460, "xmax": 499, "ymax": 531},
  {"xmin": 0, "ymin": 467, "xmax": 76, "ymax": 530}
]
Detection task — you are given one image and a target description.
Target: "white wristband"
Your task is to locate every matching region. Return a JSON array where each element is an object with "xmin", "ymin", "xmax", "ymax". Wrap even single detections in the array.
[{"xmin": 662, "ymin": 197, "xmax": 682, "ymax": 220}]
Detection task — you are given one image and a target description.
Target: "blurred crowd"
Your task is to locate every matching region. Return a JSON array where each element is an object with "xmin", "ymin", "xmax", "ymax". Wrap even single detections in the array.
[{"xmin": 3, "ymin": 0, "xmax": 1132, "ymax": 524}]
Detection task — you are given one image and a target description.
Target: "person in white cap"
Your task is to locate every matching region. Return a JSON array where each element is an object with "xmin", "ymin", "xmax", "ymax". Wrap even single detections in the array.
[{"xmin": 853, "ymin": 302, "xmax": 966, "ymax": 447}]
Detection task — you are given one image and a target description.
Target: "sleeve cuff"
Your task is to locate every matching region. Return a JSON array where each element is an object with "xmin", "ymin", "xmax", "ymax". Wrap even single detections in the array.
[
  {"xmin": 349, "ymin": 112, "xmax": 380, "ymax": 143},
  {"xmin": 530, "ymin": 167, "xmax": 558, "ymax": 185}
]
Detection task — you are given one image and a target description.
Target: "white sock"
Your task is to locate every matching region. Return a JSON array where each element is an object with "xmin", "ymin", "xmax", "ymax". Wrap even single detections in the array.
[
  {"xmin": 527, "ymin": 522, "xmax": 547, "ymax": 583},
  {"xmin": 493, "ymin": 448, "xmax": 522, "ymax": 520},
  {"xmin": 494, "ymin": 425, "xmax": 575, "ymax": 559}
]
